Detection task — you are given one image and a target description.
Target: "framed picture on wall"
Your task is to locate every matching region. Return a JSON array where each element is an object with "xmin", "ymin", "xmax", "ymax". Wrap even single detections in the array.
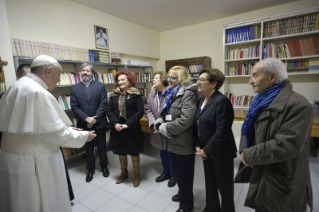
[{"xmin": 94, "ymin": 25, "xmax": 109, "ymax": 50}]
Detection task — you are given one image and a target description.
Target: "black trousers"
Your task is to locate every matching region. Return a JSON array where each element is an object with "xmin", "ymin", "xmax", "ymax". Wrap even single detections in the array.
[
  {"xmin": 60, "ymin": 148, "xmax": 74, "ymax": 201},
  {"xmin": 203, "ymin": 157, "xmax": 235, "ymax": 212},
  {"xmin": 86, "ymin": 128, "xmax": 108, "ymax": 172},
  {"xmin": 171, "ymin": 152, "xmax": 195, "ymax": 211}
]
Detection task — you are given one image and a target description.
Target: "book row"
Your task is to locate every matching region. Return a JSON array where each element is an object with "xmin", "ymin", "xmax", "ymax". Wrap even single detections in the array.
[
  {"xmin": 263, "ymin": 13, "xmax": 319, "ymax": 38},
  {"xmin": 188, "ymin": 64, "xmax": 203, "ymax": 73},
  {"xmin": 225, "ymin": 92, "xmax": 255, "ymax": 107},
  {"xmin": 11, "ymin": 38, "xmax": 89, "ymax": 62},
  {"xmin": 262, "ymin": 37, "xmax": 319, "ymax": 59},
  {"xmin": 227, "ymin": 45, "xmax": 260, "ymax": 60},
  {"xmin": 134, "ymin": 73, "xmax": 152, "ymax": 83},
  {"xmin": 284, "ymin": 58, "xmax": 319, "ymax": 72},
  {"xmin": 89, "ymin": 50, "xmax": 110, "ymax": 63},
  {"xmin": 227, "ymin": 62, "xmax": 256, "ymax": 76},
  {"xmin": 93, "ymin": 72, "xmax": 115, "ymax": 84},
  {"xmin": 226, "ymin": 25, "xmax": 261, "ymax": 43}
]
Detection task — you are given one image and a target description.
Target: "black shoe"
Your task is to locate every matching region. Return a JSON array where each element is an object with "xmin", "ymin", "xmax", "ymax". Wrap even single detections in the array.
[
  {"xmin": 102, "ymin": 168, "xmax": 109, "ymax": 177},
  {"xmin": 86, "ymin": 171, "xmax": 95, "ymax": 182},
  {"xmin": 168, "ymin": 177, "xmax": 177, "ymax": 187},
  {"xmin": 155, "ymin": 174, "xmax": 170, "ymax": 182},
  {"xmin": 176, "ymin": 209, "xmax": 192, "ymax": 212},
  {"xmin": 172, "ymin": 194, "xmax": 180, "ymax": 202}
]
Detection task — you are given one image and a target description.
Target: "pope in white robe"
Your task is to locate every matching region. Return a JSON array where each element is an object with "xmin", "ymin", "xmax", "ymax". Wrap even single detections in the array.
[{"xmin": 0, "ymin": 55, "xmax": 95, "ymax": 212}]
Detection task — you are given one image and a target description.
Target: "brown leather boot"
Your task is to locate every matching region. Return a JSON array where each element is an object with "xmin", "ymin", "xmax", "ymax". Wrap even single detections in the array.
[
  {"xmin": 116, "ymin": 155, "xmax": 128, "ymax": 184},
  {"xmin": 131, "ymin": 155, "xmax": 140, "ymax": 187}
]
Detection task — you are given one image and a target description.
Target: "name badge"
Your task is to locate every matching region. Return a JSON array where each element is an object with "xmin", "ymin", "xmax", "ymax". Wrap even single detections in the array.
[{"xmin": 165, "ymin": 115, "xmax": 172, "ymax": 121}]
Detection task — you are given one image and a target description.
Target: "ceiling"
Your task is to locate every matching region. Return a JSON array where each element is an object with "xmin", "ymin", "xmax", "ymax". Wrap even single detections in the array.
[{"xmin": 71, "ymin": 0, "xmax": 301, "ymax": 32}]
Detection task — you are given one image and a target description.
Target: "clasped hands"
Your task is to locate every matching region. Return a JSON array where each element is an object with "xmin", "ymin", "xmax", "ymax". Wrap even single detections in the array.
[
  {"xmin": 72, "ymin": 127, "xmax": 96, "ymax": 142},
  {"xmin": 195, "ymin": 147, "xmax": 207, "ymax": 160},
  {"xmin": 87, "ymin": 116, "xmax": 97, "ymax": 129},
  {"xmin": 114, "ymin": 123, "xmax": 128, "ymax": 132}
]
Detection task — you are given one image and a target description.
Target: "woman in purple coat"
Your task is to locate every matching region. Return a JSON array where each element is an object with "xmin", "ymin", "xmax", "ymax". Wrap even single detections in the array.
[{"xmin": 145, "ymin": 71, "xmax": 176, "ymax": 187}]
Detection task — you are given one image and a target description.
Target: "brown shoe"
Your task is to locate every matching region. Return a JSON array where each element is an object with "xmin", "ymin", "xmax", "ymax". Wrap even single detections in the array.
[
  {"xmin": 116, "ymin": 155, "xmax": 128, "ymax": 184},
  {"xmin": 131, "ymin": 155, "xmax": 140, "ymax": 187}
]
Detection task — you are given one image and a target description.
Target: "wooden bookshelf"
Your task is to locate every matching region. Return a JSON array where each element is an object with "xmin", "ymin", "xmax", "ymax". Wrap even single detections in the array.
[{"xmin": 165, "ymin": 56, "xmax": 211, "ymax": 78}]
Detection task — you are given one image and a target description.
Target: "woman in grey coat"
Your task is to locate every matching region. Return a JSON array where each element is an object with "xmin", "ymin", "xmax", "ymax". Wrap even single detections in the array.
[
  {"xmin": 154, "ymin": 66, "xmax": 198, "ymax": 212},
  {"xmin": 145, "ymin": 71, "xmax": 176, "ymax": 187}
]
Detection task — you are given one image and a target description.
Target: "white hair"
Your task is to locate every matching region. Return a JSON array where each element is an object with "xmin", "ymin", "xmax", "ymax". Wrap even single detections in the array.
[{"xmin": 262, "ymin": 58, "xmax": 288, "ymax": 84}]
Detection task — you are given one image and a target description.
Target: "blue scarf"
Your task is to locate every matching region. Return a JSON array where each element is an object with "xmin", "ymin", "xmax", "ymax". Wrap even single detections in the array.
[
  {"xmin": 160, "ymin": 83, "xmax": 181, "ymax": 118},
  {"xmin": 242, "ymin": 81, "xmax": 285, "ymax": 148}
]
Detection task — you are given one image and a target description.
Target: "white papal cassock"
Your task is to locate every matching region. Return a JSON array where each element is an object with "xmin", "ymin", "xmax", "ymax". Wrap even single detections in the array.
[{"xmin": 0, "ymin": 73, "xmax": 88, "ymax": 212}]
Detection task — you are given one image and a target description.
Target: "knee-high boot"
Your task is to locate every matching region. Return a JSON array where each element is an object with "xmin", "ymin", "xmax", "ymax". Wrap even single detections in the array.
[
  {"xmin": 116, "ymin": 155, "xmax": 128, "ymax": 184},
  {"xmin": 131, "ymin": 155, "xmax": 140, "ymax": 187}
]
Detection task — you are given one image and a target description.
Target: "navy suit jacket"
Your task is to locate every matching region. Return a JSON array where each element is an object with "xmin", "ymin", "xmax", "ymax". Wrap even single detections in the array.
[{"xmin": 70, "ymin": 80, "xmax": 108, "ymax": 130}]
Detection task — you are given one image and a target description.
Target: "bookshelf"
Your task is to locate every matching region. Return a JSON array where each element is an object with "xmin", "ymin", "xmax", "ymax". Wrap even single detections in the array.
[
  {"xmin": 13, "ymin": 56, "xmax": 153, "ymax": 158},
  {"xmin": 223, "ymin": 8, "xmax": 319, "ymax": 109},
  {"xmin": 165, "ymin": 56, "xmax": 211, "ymax": 80}
]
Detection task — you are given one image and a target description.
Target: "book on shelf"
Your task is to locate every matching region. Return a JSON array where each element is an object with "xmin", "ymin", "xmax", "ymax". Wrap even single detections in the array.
[
  {"xmin": 225, "ymin": 92, "xmax": 255, "ymax": 107},
  {"xmin": 11, "ymin": 38, "xmax": 90, "ymax": 62},
  {"xmin": 226, "ymin": 25, "xmax": 261, "ymax": 43},
  {"xmin": 263, "ymin": 13, "xmax": 319, "ymax": 38},
  {"xmin": 188, "ymin": 64, "xmax": 203, "ymax": 73},
  {"xmin": 309, "ymin": 58, "xmax": 319, "ymax": 72},
  {"xmin": 227, "ymin": 45, "xmax": 260, "ymax": 60},
  {"xmin": 262, "ymin": 37, "xmax": 319, "ymax": 59},
  {"xmin": 227, "ymin": 62, "xmax": 256, "ymax": 76},
  {"xmin": 57, "ymin": 72, "xmax": 76, "ymax": 85},
  {"xmin": 56, "ymin": 95, "xmax": 71, "ymax": 110}
]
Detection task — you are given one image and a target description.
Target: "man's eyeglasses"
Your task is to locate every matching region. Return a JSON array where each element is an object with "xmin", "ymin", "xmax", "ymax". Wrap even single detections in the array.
[
  {"xmin": 197, "ymin": 78, "xmax": 210, "ymax": 83},
  {"xmin": 167, "ymin": 76, "xmax": 178, "ymax": 80}
]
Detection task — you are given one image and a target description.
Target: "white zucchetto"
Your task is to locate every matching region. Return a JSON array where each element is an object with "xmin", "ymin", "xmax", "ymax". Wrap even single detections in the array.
[{"xmin": 31, "ymin": 55, "xmax": 58, "ymax": 67}]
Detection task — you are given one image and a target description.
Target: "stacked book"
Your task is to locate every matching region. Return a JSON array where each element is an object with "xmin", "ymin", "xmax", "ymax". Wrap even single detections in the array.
[
  {"xmin": 226, "ymin": 25, "xmax": 261, "ymax": 43},
  {"xmin": 188, "ymin": 64, "xmax": 203, "ymax": 73},
  {"xmin": 56, "ymin": 95, "xmax": 71, "ymax": 110},
  {"xmin": 227, "ymin": 45, "xmax": 260, "ymax": 60},
  {"xmin": 111, "ymin": 52, "xmax": 121, "ymax": 64},
  {"xmin": 263, "ymin": 13, "xmax": 319, "ymax": 38},
  {"xmin": 225, "ymin": 92, "xmax": 255, "ymax": 108},
  {"xmin": 227, "ymin": 62, "xmax": 256, "ymax": 76},
  {"xmin": 11, "ymin": 38, "xmax": 89, "ymax": 61}
]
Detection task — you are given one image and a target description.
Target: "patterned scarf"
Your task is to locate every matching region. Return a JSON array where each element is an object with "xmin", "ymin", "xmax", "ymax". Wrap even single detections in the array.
[
  {"xmin": 242, "ymin": 80, "xmax": 285, "ymax": 148},
  {"xmin": 111, "ymin": 87, "xmax": 141, "ymax": 120},
  {"xmin": 160, "ymin": 83, "xmax": 181, "ymax": 118}
]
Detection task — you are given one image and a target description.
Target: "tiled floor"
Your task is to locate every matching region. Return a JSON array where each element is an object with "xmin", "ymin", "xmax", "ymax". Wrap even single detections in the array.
[{"xmin": 66, "ymin": 136, "xmax": 319, "ymax": 212}]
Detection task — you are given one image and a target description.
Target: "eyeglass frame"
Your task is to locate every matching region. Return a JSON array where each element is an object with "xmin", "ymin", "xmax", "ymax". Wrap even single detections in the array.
[
  {"xmin": 167, "ymin": 76, "xmax": 178, "ymax": 81},
  {"xmin": 196, "ymin": 78, "xmax": 211, "ymax": 83}
]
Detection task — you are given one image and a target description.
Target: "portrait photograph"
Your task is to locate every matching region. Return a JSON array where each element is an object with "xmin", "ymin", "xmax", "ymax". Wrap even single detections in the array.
[{"xmin": 94, "ymin": 25, "xmax": 109, "ymax": 50}]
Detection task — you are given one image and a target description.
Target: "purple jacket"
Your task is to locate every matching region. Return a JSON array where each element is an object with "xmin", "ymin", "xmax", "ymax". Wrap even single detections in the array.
[{"xmin": 145, "ymin": 87, "xmax": 167, "ymax": 150}]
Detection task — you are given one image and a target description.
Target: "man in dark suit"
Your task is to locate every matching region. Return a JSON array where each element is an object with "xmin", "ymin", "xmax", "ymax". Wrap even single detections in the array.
[{"xmin": 70, "ymin": 63, "xmax": 109, "ymax": 182}]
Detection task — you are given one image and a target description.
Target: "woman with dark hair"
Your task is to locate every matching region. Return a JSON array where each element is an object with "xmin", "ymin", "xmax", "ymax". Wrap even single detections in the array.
[
  {"xmin": 145, "ymin": 71, "xmax": 176, "ymax": 187},
  {"xmin": 194, "ymin": 68, "xmax": 237, "ymax": 212},
  {"xmin": 154, "ymin": 66, "xmax": 197, "ymax": 212},
  {"xmin": 106, "ymin": 70, "xmax": 144, "ymax": 187}
]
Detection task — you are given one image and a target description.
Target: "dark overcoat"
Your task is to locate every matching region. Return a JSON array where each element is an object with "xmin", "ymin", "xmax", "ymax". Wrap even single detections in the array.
[{"xmin": 107, "ymin": 92, "xmax": 144, "ymax": 155}]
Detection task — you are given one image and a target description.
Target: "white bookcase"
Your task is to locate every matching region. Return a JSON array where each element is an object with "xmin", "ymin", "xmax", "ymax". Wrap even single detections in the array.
[{"xmin": 223, "ymin": 7, "xmax": 319, "ymax": 108}]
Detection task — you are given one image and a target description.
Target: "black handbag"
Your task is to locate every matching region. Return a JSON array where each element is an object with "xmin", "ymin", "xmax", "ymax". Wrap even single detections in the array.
[{"xmin": 234, "ymin": 161, "xmax": 252, "ymax": 183}]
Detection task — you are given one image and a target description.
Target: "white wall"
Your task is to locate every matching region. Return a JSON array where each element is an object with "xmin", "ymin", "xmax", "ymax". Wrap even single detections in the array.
[
  {"xmin": 159, "ymin": 0, "xmax": 319, "ymax": 100},
  {"xmin": 0, "ymin": 0, "xmax": 16, "ymax": 88},
  {"xmin": 4, "ymin": 0, "xmax": 160, "ymax": 87}
]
